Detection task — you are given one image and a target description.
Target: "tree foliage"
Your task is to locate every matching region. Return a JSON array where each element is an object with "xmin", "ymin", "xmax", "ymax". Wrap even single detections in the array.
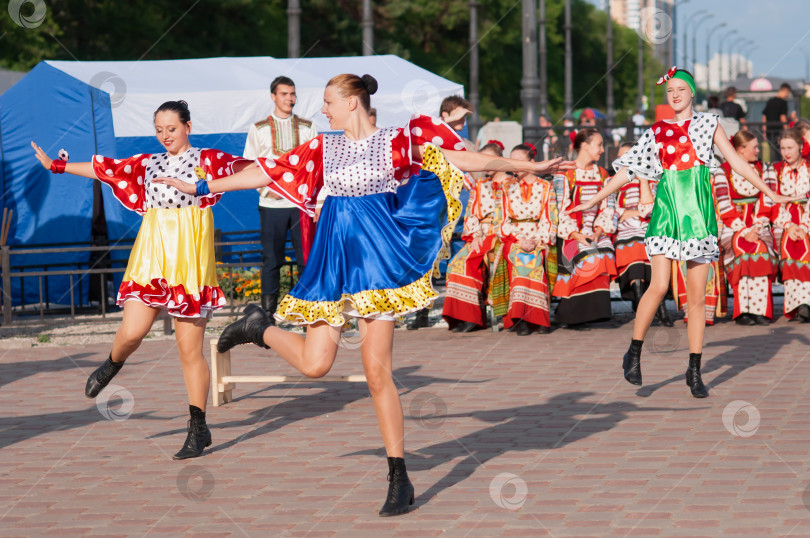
[{"xmin": 0, "ymin": 0, "xmax": 663, "ymax": 121}]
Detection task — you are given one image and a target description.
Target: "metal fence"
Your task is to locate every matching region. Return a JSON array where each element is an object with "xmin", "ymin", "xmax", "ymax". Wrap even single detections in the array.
[{"xmin": 0, "ymin": 229, "xmax": 273, "ymax": 326}]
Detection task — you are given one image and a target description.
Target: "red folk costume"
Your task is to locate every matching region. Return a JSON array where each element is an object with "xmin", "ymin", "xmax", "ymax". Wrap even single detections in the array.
[
  {"xmin": 94, "ymin": 148, "xmax": 250, "ymax": 317},
  {"xmin": 614, "ymin": 178, "xmax": 657, "ymax": 300},
  {"xmin": 498, "ymin": 178, "xmax": 556, "ymax": 329},
  {"xmin": 770, "ymin": 160, "xmax": 810, "ymax": 317},
  {"xmin": 442, "ymin": 173, "xmax": 507, "ymax": 328},
  {"xmin": 714, "ymin": 161, "xmax": 778, "ymax": 320},
  {"xmin": 552, "ymin": 165, "xmax": 617, "ymax": 325}
]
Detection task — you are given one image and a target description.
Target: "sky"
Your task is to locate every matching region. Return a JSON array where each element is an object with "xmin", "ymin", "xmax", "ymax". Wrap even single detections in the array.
[{"xmin": 586, "ymin": 0, "xmax": 810, "ymax": 80}]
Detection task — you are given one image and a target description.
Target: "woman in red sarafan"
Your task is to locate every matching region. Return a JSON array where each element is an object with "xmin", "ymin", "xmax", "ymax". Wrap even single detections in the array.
[
  {"xmin": 442, "ymin": 141, "xmax": 509, "ymax": 332},
  {"xmin": 498, "ymin": 143, "xmax": 557, "ymax": 335},
  {"xmin": 715, "ymin": 130, "xmax": 778, "ymax": 325},
  {"xmin": 771, "ymin": 129, "xmax": 810, "ymax": 321},
  {"xmin": 552, "ymin": 128, "xmax": 617, "ymax": 329},
  {"xmin": 31, "ymin": 100, "xmax": 252, "ymax": 460}
]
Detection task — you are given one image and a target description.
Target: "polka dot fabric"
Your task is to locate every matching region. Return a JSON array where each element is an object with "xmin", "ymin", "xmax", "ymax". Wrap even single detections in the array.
[
  {"xmin": 613, "ymin": 112, "xmax": 719, "ymax": 180},
  {"xmin": 654, "ymin": 120, "xmax": 700, "ymax": 171},
  {"xmin": 255, "ymin": 135, "xmax": 325, "ymax": 216},
  {"xmin": 93, "ymin": 148, "xmax": 249, "ymax": 214}
]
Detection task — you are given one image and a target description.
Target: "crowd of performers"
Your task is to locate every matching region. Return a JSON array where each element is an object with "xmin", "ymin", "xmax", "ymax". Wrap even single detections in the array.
[
  {"xmin": 29, "ymin": 66, "xmax": 809, "ymax": 517},
  {"xmin": 438, "ymin": 124, "xmax": 810, "ymax": 335}
]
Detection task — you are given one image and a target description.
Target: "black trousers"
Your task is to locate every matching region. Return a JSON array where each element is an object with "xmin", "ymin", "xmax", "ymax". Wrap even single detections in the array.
[{"xmin": 259, "ymin": 206, "xmax": 305, "ymax": 296}]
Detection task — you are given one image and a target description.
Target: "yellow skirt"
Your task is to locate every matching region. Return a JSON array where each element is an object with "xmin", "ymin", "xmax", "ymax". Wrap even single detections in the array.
[{"xmin": 118, "ymin": 207, "xmax": 226, "ymax": 318}]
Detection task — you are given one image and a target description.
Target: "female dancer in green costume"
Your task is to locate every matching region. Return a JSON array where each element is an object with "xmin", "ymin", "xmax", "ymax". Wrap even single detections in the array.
[{"xmin": 568, "ymin": 67, "xmax": 800, "ymax": 398}]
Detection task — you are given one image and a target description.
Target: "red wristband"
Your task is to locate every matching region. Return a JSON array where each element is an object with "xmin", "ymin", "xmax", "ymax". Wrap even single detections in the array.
[{"xmin": 50, "ymin": 160, "xmax": 67, "ymax": 174}]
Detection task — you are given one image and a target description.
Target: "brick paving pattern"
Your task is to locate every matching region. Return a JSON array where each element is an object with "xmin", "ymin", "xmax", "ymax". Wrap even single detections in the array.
[{"xmin": 1, "ymin": 314, "xmax": 809, "ymax": 536}]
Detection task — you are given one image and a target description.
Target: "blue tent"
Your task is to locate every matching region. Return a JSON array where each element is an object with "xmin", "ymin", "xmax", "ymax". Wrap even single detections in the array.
[{"xmin": 0, "ymin": 56, "xmax": 465, "ymax": 307}]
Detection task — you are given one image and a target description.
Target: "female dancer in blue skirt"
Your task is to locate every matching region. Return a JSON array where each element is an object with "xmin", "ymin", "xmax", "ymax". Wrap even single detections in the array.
[
  {"xmin": 568, "ymin": 67, "xmax": 799, "ymax": 398},
  {"xmin": 156, "ymin": 74, "xmax": 573, "ymax": 516}
]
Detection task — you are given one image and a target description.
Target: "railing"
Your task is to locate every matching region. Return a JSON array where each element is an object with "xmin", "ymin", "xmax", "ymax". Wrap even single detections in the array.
[{"xmin": 0, "ymin": 229, "xmax": 296, "ymax": 326}]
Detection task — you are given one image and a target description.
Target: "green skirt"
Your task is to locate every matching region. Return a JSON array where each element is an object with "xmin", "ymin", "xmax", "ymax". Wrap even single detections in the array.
[{"xmin": 645, "ymin": 165, "xmax": 719, "ymax": 262}]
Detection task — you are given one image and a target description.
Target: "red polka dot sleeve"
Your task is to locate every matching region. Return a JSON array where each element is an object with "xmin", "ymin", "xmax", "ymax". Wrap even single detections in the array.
[
  {"xmin": 392, "ymin": 114, "xmax": 467, "ymax": 179},
  {"xmin": 254, "ymin": 135, "xmax": 325, "ymax": 216},
  {"xmin": 199, "ymin": 149, "xmax": 252, "ymax": 210},
  {"xmin": 92, "ymin": 154, "xmax": 150, "ymax": 214}
]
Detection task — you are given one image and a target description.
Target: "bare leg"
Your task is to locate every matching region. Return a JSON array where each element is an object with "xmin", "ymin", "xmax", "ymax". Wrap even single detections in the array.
[
  {"xmin": 110, "ymin": 300, "xmax": 161, "ymax": 362},
  {"xmin": 357, "ymin": 319, "xmax": 402, "ymax": 458},
  {"xmin": 632, "ymin": 255, "xmax": 673, "ymax": 341},
  {"xmin": 174, "ymin": 317, "xmax": 209, "ymax": 410},
  {"xmin": 260, "ymin": 322, "xmax": 341, "ymax": 378},
  {"xmin": 685, "ymin": 261, "xmax": 710, "ymax": 354}
]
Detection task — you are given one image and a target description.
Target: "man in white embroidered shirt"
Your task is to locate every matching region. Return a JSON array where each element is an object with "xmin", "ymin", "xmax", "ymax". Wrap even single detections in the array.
[{"xmin": 244, "ymin": 76, "xmax": 318, "ymax": 320}]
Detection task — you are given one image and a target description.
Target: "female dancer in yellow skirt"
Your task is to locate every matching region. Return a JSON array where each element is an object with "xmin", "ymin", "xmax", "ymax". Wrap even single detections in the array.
[
  {"xmin": 157, "ymin": 74, "xmax": 573, "ymax": 515},
  {"xmin": 31, "ymin": 100, "xmax": 251, "ymax": 459}
]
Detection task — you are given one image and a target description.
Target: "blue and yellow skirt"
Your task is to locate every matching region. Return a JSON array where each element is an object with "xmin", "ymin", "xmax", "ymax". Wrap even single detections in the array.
[{"xmin": 275, "ymin": 145, "xmax": 464, "ymax": 326}]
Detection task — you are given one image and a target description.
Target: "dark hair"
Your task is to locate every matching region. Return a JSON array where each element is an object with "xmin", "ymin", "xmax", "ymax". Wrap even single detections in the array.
[
  {"xmin": 326, "ymin": 73, "xmax": 377, "ymax": 111},
  {"xmin": 731, "ymin": 130, "xmax": 757, "ymax": 149},
  {"xmin": 440, "ymin": 95, "xmax": 472, "ymax": 117},
  {"xmin": 620, "ymin": 141, "xmax": 635, "ymax": 151},
  {"xmin": 780, "ymin": 83, "xmax": 793, "ymax": 92},
  {"xmin": 511, "ymin": 143, "xmax": 537, "ymax": 160},
  {"xmin": 154, "ymin": 100, "xmax": 190, "ymax": 125},
  {"xmin": 368, "ymin": 107, "xmax": 377, "ymax": 117},
  {"xmin": 271, "ymin": 76, "xmax": 295, "ymax": 94},
  {"xmin": 480, "ymin": 142, "xmax": 504, "ymax": 157},
  {"xmin": 707, "ymin": 95, "xmax": 720, "ymax": 109},
  {"xmin": 725, "ymin": 86, "xmax": 737, "ymax": 98},
  {"xmin": 780, "ymin": 129, "xmax": 803, "ymax": 147},
  {"xmin": 573, "ymin": 128, "xmax": 600, "ymax": 151},
  {"xmin": 794, "ymin": 118, "xmax": 810, "ymax": 136}
]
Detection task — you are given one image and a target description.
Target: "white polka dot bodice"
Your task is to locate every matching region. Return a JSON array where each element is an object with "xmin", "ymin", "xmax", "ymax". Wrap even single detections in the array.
[
  {"xmin": 143, "ymin": 148, "xmax": 201, "ymax": 209},
  {"xmin": 321, "ymin": 128, "xmax": 399, "ymax": 197}
]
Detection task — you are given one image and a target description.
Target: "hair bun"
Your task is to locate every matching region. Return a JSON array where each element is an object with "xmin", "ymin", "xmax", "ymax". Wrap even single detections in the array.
[
  {"xmin": 177, "ymin": 100, "xmax": 189, "ymax": 109},
  {"xmin": 361, "ymin": 74, "xmax": 378, "ymax": 95}
]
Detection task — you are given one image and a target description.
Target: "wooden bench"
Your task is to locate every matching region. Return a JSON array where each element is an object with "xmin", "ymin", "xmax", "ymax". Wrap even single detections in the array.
[{"xmin": 209, "ymin": 339, "xmax": 367, "ymax": 406}]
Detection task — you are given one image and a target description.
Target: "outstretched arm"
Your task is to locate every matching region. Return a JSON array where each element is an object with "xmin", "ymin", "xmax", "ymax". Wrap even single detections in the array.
[
  {"xmin": 155, "ymin": 164, "xmax": 268, "ymax": 195},
  {"xmin": 714, "ymin": 125, "xmax": 802, "ymax": 204},
  {"xmin": 566, "ymin": 168, "xmax": 632, "ymax": 214},
  {"xmin": 422, "ymin": 146, "xmax": 575, "ymax": 176},
  {"xmin": 31, "ymin": 141, "xmax": 95, "ymax": 179}
]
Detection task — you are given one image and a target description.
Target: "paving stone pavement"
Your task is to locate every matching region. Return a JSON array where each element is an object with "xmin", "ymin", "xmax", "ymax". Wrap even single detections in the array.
[{"xmin": 2, "ymin": 315, "xmax": 810, "ymax": 537}]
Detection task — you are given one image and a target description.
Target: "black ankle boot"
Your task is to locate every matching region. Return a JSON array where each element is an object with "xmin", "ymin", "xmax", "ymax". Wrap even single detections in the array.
[
  {"xmin": 85, "ymin": 354, "xmax": 125, "ymax": 398},
  {"xmin": 407, "ymin": 308, "xmax": 430, "ymax": 330},
  {"xmin": 630, "ymin": 279, "xmax": 645, "ymax": 311},
  {"xmin": 685, "ymin": 353, "xmax": 709, "ymax": 398},
  {"xmin": 655, "ymin": 300, "xmax": 674, "ymax": 327},
  {"xmin": 379, "ymin": 457, "xmax": 415, "ymax": 517},
  {"xmin": 261, "ymin": 294, "xmax": 278, "ymax": 326},
  {"xmin": 217, "ymin": 304, "xmax": 272, "ymax": 353},
  {"xmin": 622, "ymin": 339, "xmax": 643, "ymax": 385},
  {"xmin": 173, "ymin": 405, "xmax": 212, "ymax": 460}
]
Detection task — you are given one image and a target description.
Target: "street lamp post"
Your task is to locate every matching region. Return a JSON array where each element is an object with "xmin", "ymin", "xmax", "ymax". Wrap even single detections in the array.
[
  {"xmin": 468, "ymin": 0, "xmax": 482, "ymax": 142},
  {"xmin": 361, "ymin": 0, "xmax": 374, "ymax": 55},
  {"xmin": 521, "ymin": 0, "xmax": 541, "ymax": 142},
  {"xmin": 692, "ymin": 13, "xmax": 713, "ymax": 75},
  {"xmin": 287, "ymin": 0, "xmax": 301, "ymax": 58},
  {"xmin": 606, "ymin": 0, "xmax": 615, "ymax": 125},
  {"xmin": 539, "ymin": 0, "xmax": 548, "ymax": 119},
  {"xmin": 706, "ymin": 22, "xmax": 727, "ymax": 93},
  {"xmin": 671, "ymin": 0, "xmax": 691, "ymax": 69},
  {"xmin": 682, "ymin": 8, "xmax": 707, "ymax": 68},
  {"xmin": 564, "ymin": 0, "xmax": 573, "ymax": 119},
  {"xmin": 636, "ymin": 25, "xmax": 644, "ymax": 114},
  {"xmin": 719, "ymin": 29, "xmax": 738, "ymax": 88},
  {"xmin": 743, "ymin": 44, "xmax": 758, "ymax": 78}
]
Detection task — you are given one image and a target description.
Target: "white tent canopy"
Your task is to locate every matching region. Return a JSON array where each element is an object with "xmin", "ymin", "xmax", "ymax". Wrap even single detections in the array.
[{"xmin": 46, "ymin": 55, "xmax": 465, "ymax": 137}]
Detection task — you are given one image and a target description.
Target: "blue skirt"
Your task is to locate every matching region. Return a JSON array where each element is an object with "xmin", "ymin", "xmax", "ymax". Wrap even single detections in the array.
[{"xmin": 275, "ymin": 145, "xmax": 463, "ymax": 326}]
